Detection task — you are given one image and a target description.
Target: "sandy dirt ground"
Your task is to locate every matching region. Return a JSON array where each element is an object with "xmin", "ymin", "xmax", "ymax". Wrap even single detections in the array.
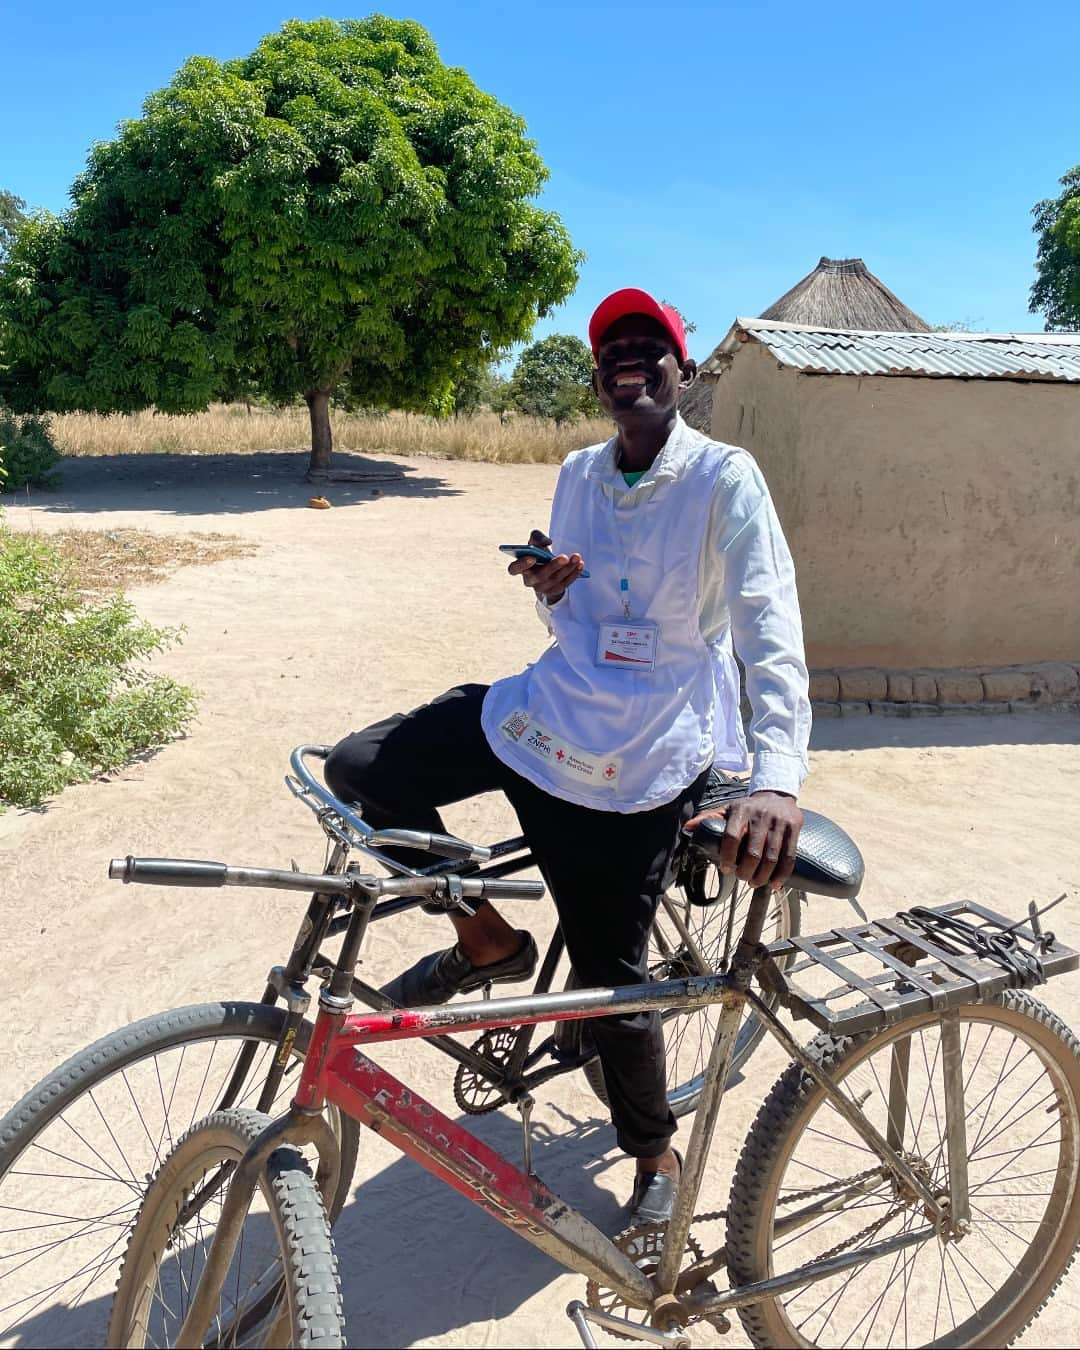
[{"xmin": 2, "ymin": 448, "xmax": 1080, "ymax": 1349}]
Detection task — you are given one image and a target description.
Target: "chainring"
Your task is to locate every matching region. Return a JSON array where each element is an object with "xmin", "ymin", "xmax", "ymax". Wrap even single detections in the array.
[
  {"xmin": 452, "ymin": 1028, "xmax": 519, "ymax": 1115},
  {"xmin": 585, "ymin": 1223, "xmax": 711, "ymax": 1341}
]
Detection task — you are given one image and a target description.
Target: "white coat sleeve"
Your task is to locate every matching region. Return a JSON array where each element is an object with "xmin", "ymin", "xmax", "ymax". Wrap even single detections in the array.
[{"xmin": 714, "ymin": 460, "xmax": 811, "ymax": 797}]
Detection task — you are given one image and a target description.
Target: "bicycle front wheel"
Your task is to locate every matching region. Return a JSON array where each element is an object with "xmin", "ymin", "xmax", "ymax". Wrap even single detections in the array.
[
  {"xmin": 0, "ymin": 1002, "xmax": 359, "ymax": 1349},
  {"xmin": 727, "ymin": 991, "xmax": 1080, "ymax": 1347},
  {"xmin": 109, "ymin": 1109, "xmax": 343, "ymax": 1348}
]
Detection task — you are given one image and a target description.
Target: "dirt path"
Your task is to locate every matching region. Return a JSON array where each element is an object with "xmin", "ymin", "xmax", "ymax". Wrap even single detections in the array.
[{"xmin": 3, "ymin": 449, "xmax": 1079, "ymax": 1348}]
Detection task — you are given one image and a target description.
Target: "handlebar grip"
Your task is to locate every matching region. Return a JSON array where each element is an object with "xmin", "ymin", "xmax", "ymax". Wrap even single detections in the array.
[
  {"xmin": 427, "ymin": 832, "xmax": 493, "ymax": 863},
  {"xmin": 109, "ymin": 857, "xmax": 229, "ymax": 887},
  {"xmin": 469, "ymin": 879, "xmax": 546, "ymax": 900},
  {"xmin": 365, "ymin": 829, "xmax": 492, "ymax": 863}
]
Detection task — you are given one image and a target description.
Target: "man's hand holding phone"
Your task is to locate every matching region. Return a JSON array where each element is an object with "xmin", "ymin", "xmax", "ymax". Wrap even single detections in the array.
[{"xmin": 504, "ymin": 530, "xmax": 587, "ymax": 606}]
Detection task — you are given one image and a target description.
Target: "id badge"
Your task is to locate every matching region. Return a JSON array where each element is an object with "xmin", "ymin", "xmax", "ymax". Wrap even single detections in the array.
[{"xmin": 595, "ymin": 618, "xmax": 659, "ymax": 671}]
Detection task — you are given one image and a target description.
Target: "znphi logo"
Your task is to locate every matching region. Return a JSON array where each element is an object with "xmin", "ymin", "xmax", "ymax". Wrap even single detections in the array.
[{"xmin": 526, "ymin": 729, "xmax": 552, "ymax": 756}]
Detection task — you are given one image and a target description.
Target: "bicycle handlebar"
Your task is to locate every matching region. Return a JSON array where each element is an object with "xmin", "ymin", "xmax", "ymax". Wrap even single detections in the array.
[
  {"xmin": 286, "ymin": 745, "xmax": 491, "ymax": 864},
  {"xmin": 107, "ymin": 856, "xmax": 545, "ymax": 904},
  {"xmin": 364, "ymin": 829, "xmax": 492, "ymax": 863}
]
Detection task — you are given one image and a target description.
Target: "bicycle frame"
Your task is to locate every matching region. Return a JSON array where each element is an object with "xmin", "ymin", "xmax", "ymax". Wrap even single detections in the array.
[{"xmin": 172, "ymin": 883, "xmax": 951, "ymax": 1348}]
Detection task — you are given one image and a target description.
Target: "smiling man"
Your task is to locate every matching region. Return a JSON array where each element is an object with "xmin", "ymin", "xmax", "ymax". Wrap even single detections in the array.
[{"xmin": 324, "ymin": 288, "xmax": 811, "ymax": 1229}]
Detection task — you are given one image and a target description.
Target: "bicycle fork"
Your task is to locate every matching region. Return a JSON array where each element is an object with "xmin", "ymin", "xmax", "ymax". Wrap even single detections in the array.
[{"xmin": 171, "ymin": 1109, "xmax": 342, "ymax": 1350}]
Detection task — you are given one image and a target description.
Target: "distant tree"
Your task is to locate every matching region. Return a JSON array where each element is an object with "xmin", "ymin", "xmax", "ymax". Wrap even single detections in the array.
[
  {"xmin": 0, "ymin": 17, "xmax": 580, "ymax": 471},
  {"xmin": 509, "ymin": 333, "xmax": 597, "ymax": 422},
  {"xmin": 0, "ymin": 190, "xmax": 25, "ymax": 260},
  {"xmin": 929, "ymin": 318, "xmax": 987, "ymax": 333},
  {"xmin": 660, "ymin": 299, "xmax": 696, "ymax": 336},
  {"xmin": 452, "ymin": 360, "xmax": 510, "ymax": 415},
  {"xmin": 1030, "ymin": 165, "xmax": 1080, "ymax": 331}
]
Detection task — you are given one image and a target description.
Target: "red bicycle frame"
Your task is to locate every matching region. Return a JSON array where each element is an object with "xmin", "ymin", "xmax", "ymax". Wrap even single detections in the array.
[{"xmin": 291, "ymin": 975, "xmax": 742, "ymax": 1305}]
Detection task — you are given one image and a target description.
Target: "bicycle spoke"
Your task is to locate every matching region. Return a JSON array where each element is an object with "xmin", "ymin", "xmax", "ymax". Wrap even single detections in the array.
[
  {"xmin": 188, "ymin": 1038, "xmax": 222, "ymax": 1130},
  {"xmin": 749, "ymin": 1005, "xmax": 1076, "ymax": 1348},
  {"xmin": 57, "ymin": 1101, "xmax": 141, "ymax": 1190},
  {"xmin": 0, "ymin": 1015, "xmax": 326, "ymax": 1345}
]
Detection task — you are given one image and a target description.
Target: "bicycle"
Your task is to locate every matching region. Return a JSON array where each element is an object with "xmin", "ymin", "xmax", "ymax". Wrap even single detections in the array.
[
  {"xmin": 0, "ymin": 746, "xmax": 801, "ymax": 1347},
  {"xmin": 95, "ymin": 764, "xmax": 1080, "ymax": 1343}
]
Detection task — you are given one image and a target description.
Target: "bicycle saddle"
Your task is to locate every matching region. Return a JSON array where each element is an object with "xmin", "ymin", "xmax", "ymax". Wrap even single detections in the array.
[{"xmin": 689, "ymin": 776, "xmax": 865, "ymax": 900}]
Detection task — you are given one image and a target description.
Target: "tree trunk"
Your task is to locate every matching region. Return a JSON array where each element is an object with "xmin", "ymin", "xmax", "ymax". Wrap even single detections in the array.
[{"xmin": 305, "ymin": 389, "xmax": 333, "ymax": 473}]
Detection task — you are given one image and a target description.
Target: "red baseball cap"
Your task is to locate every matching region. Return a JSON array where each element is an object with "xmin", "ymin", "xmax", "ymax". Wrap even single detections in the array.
[{"xmin": 588, "ymin": 288, "xmax": 688, "ymax": 363}]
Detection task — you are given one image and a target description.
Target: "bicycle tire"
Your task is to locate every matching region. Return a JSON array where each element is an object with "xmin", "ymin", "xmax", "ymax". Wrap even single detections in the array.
[
  {"xmin": 109, "ymin": 1108, "xmax": 344, "ymax": 1349},
  {"xmin": 583, "ymin": 883, "xmax": 802, "ymax": 1117},
  {"xmin": 726, "ymin": 991, "xmax": 1080, "ymax": 1347},
  {"xmin": 0, "ymin": 1001, "xmax": 359, "ymax": 1348}
]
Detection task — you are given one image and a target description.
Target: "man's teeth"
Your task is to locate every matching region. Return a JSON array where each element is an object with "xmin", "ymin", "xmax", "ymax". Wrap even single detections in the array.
[{"xmin": 615, "ymin": 375, "xmax": 646, "ymax": 386}]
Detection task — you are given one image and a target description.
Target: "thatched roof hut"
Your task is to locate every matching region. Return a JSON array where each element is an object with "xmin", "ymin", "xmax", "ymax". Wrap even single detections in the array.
[
  {"xmin": 760, "ymin": 257, "xmax": 930, "ymax": 331},
  {"xmin": 679, "ymin": 257, "xmax": 929, "ymax": 431},
  {"xmin": 677, "ymin": 377, "xmax": 714, "ymax": 434}
]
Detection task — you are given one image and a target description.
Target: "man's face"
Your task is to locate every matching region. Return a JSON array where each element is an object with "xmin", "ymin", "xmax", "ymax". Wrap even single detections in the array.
[{"xmin": 592, "ymin": 314, "xmax": 693, "ymax": 422}]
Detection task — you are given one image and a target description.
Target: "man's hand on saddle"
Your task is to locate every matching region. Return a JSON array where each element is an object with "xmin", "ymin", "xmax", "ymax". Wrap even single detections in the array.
[
  {"xmin": 508, "ymin": 529, "xmax": 587, "ymax": 605},
  {"xmin": 685, "ymin": 791, "xmax": 804, "ymax": 890}
]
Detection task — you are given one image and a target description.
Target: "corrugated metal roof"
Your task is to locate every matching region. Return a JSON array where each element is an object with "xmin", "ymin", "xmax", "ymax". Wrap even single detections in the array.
[{"xmin": 706, "ymin": 320, "xmax": 1080, "ymax": 384}]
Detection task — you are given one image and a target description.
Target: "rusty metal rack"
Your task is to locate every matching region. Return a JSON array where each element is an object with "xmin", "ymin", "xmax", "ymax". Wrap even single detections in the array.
[{"xmin": 766, "ymin": 898, "xmax": 1078, "ymax": 1036}]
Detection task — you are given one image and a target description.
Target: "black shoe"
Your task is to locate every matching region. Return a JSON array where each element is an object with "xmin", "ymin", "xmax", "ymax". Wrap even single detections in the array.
[
  {"xmin": 627, "ymin": 1150, "xmax": 683, "ymax": 1227},
  {"xmin": 380, "ymin": 931, "xmax": 538, "ymax": 1007}
]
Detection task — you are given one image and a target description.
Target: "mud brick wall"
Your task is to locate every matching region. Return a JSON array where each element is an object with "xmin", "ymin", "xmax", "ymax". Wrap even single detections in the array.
[{"xmin": 810, "ymin": 662, "xmax": 1080, "ymax": 718}]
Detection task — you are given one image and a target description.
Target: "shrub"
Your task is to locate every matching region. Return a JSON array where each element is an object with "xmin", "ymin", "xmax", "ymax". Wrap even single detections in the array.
[
  {"xmin": 0, "ymin": 523, "xmax": 198, "ymax": 808},
  {"xmin": 0, "ymin": 409, "xmax": 61, "ymax": 491}
]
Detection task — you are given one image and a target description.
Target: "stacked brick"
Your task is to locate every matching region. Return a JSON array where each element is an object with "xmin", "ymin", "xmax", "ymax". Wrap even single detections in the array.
[{"xmin": 810, "ymin": 662, "xmax": 1080, "ymax": 718}]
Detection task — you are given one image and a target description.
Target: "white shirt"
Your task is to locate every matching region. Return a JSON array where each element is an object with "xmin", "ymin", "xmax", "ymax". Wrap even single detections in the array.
[{"xmin": 537, "ymin": 415, "xmax": 811, "ymax": 799}]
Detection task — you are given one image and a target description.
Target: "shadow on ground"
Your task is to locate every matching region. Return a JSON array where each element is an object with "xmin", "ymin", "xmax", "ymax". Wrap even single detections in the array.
[
  {"xmin": 809, "ymin": 708, "xmax": 1080, "ymax": 752},
  {"xmin": 330, "ymin": 1103, "xmax": 625, "ymax": 1346},
  {"xmin": 11, "ymin": 450, "xmax": 459, "ymax": 517},
  {"xmin": 4, "ymin": 1103, "xmax": 624, "ymax": 1349}
]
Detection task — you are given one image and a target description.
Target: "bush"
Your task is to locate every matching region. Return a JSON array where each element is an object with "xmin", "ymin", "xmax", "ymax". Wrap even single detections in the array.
[
  {"xmin": 0, "ymin": 409, "xmax": 61, "ymax": 491},
  {"xmin": 0, "ymin": 523, "xmax": 198, "ymax": 808}
]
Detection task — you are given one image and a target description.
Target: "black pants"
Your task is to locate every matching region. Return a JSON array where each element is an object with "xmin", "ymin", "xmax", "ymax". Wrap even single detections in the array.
[{"xmin": 324, "ymin": 684, "xmax": 709, "ymax": 1158}]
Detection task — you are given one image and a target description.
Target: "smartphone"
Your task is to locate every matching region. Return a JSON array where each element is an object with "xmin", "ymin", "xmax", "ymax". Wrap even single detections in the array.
[{"xmin": 499, "ymin": 544, "xmax": 590, "ymax": 578}]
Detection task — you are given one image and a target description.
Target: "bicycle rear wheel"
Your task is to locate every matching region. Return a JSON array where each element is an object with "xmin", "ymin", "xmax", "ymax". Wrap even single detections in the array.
[
  {"xmin": 584, "ymin": 880, "xmax": 801, "ymax": 1117},
  {"xmin": 0, "ymin": 1002, "xmax": 359, "ymax": 1349},
  {"xmin": 727, "ymin": 991, "xmax": 1080, "ymax": 1347},
  {"xmin": 109, "ymin": 1109, "xmax": 343, "ymax": 1348}
]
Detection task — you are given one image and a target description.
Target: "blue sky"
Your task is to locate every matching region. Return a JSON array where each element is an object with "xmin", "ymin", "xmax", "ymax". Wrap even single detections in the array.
[{"xmin": 2, "ymin": 1, "xmax": 1078, "ymax": 360}]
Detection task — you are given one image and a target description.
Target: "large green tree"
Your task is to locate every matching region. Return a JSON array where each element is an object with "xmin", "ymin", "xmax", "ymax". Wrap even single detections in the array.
[
  {"xmin": 1030, "ymin": 166, "xmax": 1080, "ymax": 331},
  {"xmin": 0, "ymin": 191, "xmax": 25, "ymax": 260},
  {"xmin": 0, "ymin": 17, "xmax": 580, "ymax": 469},
  {"xmin": 509, "ymin": 333, "xmax": 597, "ymax": 422}
]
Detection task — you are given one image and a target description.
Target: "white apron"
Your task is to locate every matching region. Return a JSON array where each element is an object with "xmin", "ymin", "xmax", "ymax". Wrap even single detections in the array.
[{"xmin": 481, "ymin": 434, "xmax": 743, "ymax": 813}]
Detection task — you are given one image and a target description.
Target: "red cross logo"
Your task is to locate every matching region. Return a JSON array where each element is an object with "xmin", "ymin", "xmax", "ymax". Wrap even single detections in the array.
[
  {"xmin": 604, "ymin": 764, "xmax": 617, "ymax": 779},
  {"xmin": 556, "ymin": 749, "xmax": 565, "ymax": 760}
]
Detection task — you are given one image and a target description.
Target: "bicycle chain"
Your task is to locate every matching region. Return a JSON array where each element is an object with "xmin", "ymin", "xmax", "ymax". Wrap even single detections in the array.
[
  {"xmin": 685, "ymin": 1165, "xmax": 886, "ymax": 1232},
  {"xmin": 775, "ymin": 1165, "xmax": 885, "ymax": 1209},
  {"xmin": 583, "ymin": 1170, "xmax": 898, "ymax": 1342},
  {"xmin": 812, "ymin": 1206, "xmax": 898, "ymax": 1265}
]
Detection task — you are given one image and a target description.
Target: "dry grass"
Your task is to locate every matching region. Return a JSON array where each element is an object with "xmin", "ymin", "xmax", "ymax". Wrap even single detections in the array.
[
  {"xmin": 44, "ymin": 529, "xmax": 256, "ymax": 596},
  {"xmin": 49, "ymin": 406, "xmax": 614, "ymax": 465}
]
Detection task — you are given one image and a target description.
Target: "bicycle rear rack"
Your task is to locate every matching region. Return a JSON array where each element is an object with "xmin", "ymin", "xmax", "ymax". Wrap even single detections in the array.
[{"xmin": 768, "ymin": 898, "xmax": 1078, "ymax": 1035}]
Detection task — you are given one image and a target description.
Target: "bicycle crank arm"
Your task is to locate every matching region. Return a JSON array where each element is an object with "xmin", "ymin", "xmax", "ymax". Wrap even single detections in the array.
[{"xmin": 566, "ymin": 1301, "xmax": 691, "ymax": 1348}]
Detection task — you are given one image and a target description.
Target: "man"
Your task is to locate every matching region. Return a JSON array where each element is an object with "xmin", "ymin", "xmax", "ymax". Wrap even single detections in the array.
[{"xmin": 324, "ymin": 288, "xmax": 810, "ymax": 1226}]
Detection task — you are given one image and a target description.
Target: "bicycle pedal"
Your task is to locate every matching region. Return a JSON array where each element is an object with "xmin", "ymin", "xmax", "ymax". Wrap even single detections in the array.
[{"xmin": 566, "ymin": 1299, "xmax": 691, "ymax": 1348}]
